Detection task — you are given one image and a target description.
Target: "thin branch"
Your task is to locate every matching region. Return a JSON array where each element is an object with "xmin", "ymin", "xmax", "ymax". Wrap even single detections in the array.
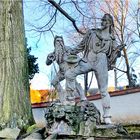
[
  {"xmin": 137, "ymin": 8, "xmax": 140, "ymax": 37},
  {"xmin": 112, "ymin": 65, "xmax": 127, "ymax": 73},
  {"xmin": 71, "ymin": 0, "xmax": 91, "ymax": 19},
  {"xmin": 48, "ymin": 0, "xmax": 85, "ymax": 35}
]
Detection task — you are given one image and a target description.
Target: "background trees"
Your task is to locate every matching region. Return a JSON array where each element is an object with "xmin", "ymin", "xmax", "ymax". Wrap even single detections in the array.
[
  {"xmin": 0, "ymin": 0, "xmax": 33, "ymax": 129},
  {"xmin": 26, "ymin": 38, "xmax": 39, "ymax": 80}
]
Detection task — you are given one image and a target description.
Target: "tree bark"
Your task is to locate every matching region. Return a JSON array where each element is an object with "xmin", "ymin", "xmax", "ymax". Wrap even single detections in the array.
[
  {"xmin": 123, "ymin": 48, "xmax": 132, "ymax": 87},
  {"xmin": 0, "ymin": 0, "xmax": 33, "ymax": 129}
]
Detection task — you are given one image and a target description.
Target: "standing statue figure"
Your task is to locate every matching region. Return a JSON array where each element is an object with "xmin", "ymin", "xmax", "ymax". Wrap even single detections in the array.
[
  {"xmin": 46, "ymin": 35, "xmax": 87, "ymax": 104},
  {"xmin": 65, "ymin": 14, "xmax": 123, "ymax": 124}
]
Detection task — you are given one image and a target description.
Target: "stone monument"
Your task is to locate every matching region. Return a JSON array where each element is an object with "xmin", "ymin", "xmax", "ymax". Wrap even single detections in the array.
[
  {"xmin": 45, "ymin": 13, "xmax": 126, "ymax": 138},
  {"xmin": 64, "ymin": 13, "xmax": 124, "ymax": 124},
  {"xmin": 46, "ymin": 35, "xmax": 87, "ymax": 104}
]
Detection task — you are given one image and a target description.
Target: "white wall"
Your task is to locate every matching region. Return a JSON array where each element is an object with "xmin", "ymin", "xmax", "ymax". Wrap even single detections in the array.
[
  {"xmin": 32, "ymin": 92, "xmax": 140, "ymax": 126},
  {"xmin": 92, "ymin": 92, "xmax": 140, "ymax": 124},
  {"xmin": 32, "ymin": 108, "xmax": 47, "ymax": 127}
]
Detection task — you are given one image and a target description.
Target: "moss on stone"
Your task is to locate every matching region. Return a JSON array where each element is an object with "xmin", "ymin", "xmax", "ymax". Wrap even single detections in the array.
[
  {"xmin": 26, "ymin": 124, "xmax": 37, "ymax": 134},
  {"xmin": 124, "ymin": 124, "xmax": 140, "ymax": 136}
]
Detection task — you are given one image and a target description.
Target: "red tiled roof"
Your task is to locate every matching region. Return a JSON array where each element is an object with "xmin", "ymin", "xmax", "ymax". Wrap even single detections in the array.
[{"xmin": 32, "ymin": 87, "xmax": 140, "ymax": 108}]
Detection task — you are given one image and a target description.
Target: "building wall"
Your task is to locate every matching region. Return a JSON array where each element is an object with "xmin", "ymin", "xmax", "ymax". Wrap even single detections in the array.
[
  {"xmin": 32, "ymin": 89, "xmax": 140, "ymax": 125},
  {"xmin": 32, "ymin": 108, "xmax": 47, "ymax": 127},
  {"xmin": 92, "ymin": 92, "xmax": 140, "ymax": 123}
]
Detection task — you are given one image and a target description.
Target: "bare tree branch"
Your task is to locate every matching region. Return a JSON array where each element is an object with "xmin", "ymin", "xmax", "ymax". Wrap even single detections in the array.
[
  {"xmin": 48, "ymin": 0, "xmax": 85, "ymax": 35},
  {"xmin": 113, "ymin": 66, "xmax": 127, "ymax": 73},
  {"xmin": 136, "ymin": 8, "xmax": 140, "ymax": 37}
]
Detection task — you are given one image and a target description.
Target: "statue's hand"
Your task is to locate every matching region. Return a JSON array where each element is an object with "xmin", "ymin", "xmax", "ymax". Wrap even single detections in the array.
[
  {"xmin": 117, "ymin": 50, "xmax": 121, "ymax": 57},
  {"xmin": 118, "ymin": 43, "xmax": 126, "ymax": 51},
  {"xmin": 48, "ymin": 53, "xmax": 55, "ymax": 60},
  {"xmin": 46, "ymin": 52, "xmax": 55, "ymax": 65},
  {"xmin": 68, "ymin": 48, "xmax": 77, "ymax": 55},
  {"xmin": 116, "ymin": 44, "xmax": 126, "ymax": 58}
]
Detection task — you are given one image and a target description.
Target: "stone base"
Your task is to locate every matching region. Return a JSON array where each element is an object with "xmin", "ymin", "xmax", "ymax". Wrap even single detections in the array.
[
  {"xmin": 45, "ymin": 101, "xmax": 100, "ymax": 135},
  {"xmin": 18, "ymin": 123, "xmax": 140, "ymax": 139},
  {"xmin": 51, "ymin": 124, "xmax": 128, "ymax": 139},
  {"xmin": 44, "ymin": 102, "xmax": 129, "ymax": 138},
  {"xmin": 95, "ymin": 124, "xmax": 128, "ymax": 138}
]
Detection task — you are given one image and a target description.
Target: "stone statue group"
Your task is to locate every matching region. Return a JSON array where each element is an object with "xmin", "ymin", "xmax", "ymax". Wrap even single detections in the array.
[{"xmin": 46, "ymin": 14, "xmax": 124, "ymax": 125}]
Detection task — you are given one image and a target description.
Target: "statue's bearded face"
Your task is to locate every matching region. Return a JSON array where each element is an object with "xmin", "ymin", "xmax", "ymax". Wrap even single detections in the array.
[
  {"xmin": 101, "ymin": 14, "xmax": 112, "ymax": 29},
  {"xmin": 54, "ymin": 37, "xmax": 63, "ymax": 47},
  {"xmin": 54, "ymin": 36, "xmax": 65, "ymax": 64}
]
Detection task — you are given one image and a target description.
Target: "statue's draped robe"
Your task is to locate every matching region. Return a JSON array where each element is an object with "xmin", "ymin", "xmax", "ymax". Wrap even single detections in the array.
[{"xmin": 73, "ymin": 29, "xmax": 118, "ymax": 70}]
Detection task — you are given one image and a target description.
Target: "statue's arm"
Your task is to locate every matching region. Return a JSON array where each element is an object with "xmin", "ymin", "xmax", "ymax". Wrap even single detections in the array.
[{"xmin": 46, "ymin": 52, "xmax": 55, "ymax": 65}]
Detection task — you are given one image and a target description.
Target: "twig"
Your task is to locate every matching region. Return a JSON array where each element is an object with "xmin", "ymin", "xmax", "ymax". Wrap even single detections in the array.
[{"xmin": 48, "ymin": 0, "xmax": 85, "ymax": 35}]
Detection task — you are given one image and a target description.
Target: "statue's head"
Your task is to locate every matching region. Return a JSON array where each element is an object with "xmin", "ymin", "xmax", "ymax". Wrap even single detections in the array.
[
  {"xmin": 53, "ymin": 106, "xmax": 65, "ymax": 119},
  {"xmin": 54, "ymin": 35, "xmax": 64, "ymax": 47},
  {"xmin": 101, "ymin": 13, "xmax": 114, "ymax": 32},
  {"xmin": 53, "ymin": 35, "xmax": 65, "ymax": 64}
]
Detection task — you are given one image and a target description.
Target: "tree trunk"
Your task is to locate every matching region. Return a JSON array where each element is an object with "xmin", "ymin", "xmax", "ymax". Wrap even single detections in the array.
[
  {"xmin": 114, "ymin": 69, "xmax": 117, "ymax": 90},
  {"xmin": 123, "ymin": 48, "xmax": 132, "ymax": 87},
  {"xmin": 0, "ymin": 0, "xmax": 33, "ymax": 129}
]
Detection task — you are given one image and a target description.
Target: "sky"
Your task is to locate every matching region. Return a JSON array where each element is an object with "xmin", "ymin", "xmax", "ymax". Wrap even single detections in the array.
[
  {"xmin": 23, "ymin": 0, "xmax": 54, "ymax": 89},
  {"xmin": 23, "ymin": 0, "xmax": 140, "ymax": 90}
]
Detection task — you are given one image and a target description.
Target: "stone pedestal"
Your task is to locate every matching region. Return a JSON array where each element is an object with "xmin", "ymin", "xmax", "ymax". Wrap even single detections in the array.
[{"xmin": 44, "ymin": 101, "xmax": 128, "ymax": 139}]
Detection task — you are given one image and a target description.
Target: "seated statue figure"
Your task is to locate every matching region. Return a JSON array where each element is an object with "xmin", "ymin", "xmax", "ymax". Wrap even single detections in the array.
[
  {"xmin": 46, "ymin": 35, "xmax": 87, "ymax": 104},
  {"xmin": 65, "ymin": 13, "xmax": 123, "ymax": 124}
]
